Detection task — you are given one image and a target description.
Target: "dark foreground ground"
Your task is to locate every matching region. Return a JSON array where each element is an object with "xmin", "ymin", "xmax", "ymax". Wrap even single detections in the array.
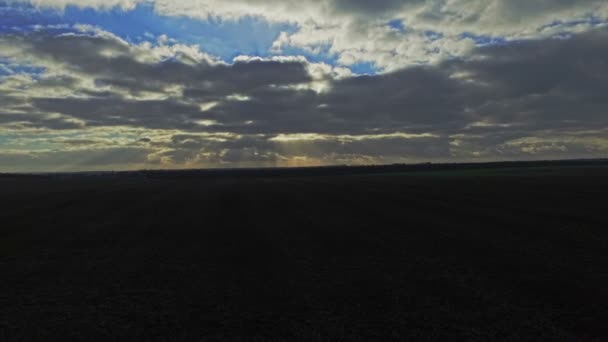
[{"xmin": 1, "ymin": 160, "xmax": 608, "ymax": 341}]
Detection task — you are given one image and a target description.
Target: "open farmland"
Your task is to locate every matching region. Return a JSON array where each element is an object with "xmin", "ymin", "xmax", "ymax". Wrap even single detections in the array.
[{"xmin": 1, "ymin": 160, "xmax": 608, "ymax": 341}]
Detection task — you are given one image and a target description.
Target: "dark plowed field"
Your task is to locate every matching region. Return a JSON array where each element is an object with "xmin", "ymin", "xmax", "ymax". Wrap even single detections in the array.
[{"xmin": 1, "ymin": 162, "xmax": 608, "ymax": 341}]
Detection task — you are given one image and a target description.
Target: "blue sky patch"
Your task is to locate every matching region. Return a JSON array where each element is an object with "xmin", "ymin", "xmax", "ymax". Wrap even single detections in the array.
[
  {"xmin": 461, "ymin": 32, "xmax": 508, "ymax": 46},
  {"xmin": 0, "ymin": 58, "xmax": 46, "ymax": 78},
  {"xmin": 349, "ymin": 62, "xmax": 378, "ymax": 75},
  {"xmin": 388, "ymin": 19, "xmax": 405, "ymax": 32},
  {"xmin": 424, "ymin": 30, "xmax": 443, "ymax": 41}
]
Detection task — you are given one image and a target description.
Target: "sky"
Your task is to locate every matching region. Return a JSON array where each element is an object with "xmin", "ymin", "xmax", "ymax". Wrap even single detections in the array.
[{"xmin": 0, "ymin": 0, "xmax": 607, "ymax": 172}]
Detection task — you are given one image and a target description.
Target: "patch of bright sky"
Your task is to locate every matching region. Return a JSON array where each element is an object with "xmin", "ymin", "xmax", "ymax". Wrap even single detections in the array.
[
  {"xmin": 387, "ymin": 19, "xmax": 405, "ymax": 32},
  {"xmin": 0, "ymin": 132, "xmax": 52, "ymax": 150},
  {"xmin": 0, "ymin": 62, "xmax": 12, "ymax": 76},
  {"xmin": 461, "ymin": 32, "xmax": 508, "ymax": 46},
  {"xmin": 424, "ymin": 30, "xmax": 443, "ymax": 41},
  {"xmin": 0, "ymin": 58, "xmax": 46, "ymax": 77},
  {"xmin": 349, "ymin": 62, "xmax": 377, "ymax": 75}
]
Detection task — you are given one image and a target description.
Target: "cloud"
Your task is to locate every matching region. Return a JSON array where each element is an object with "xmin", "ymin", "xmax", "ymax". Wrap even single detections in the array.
[
  {"xmin": 1, "ymin": 23, "xmax": 608, "ymax": 170},
  {"xmin": 152, "ymin": 0, "xmax": 608, "ymax": 71},
  {"xmin": 11, "ymin": 0, "xmax": 141, "ymax": 10},
  {"xmin": 8, "ymin": 0, "xmax": 608, "ymax": 71}
]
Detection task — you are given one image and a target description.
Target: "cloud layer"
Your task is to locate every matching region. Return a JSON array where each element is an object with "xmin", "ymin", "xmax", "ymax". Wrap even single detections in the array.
[
  {"xmin": 13, "ymin": 0, "xmax": 608, "ymax": 70},
  {"xmin": 1, "ymin": 1, "xmax": 608, "ymax": 171}
]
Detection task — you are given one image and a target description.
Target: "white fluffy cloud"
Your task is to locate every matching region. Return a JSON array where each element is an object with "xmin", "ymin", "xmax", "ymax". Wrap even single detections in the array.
[
  {"xmin": 11, "ymin": 0, "xmax": 608, "ymax": 71},
  {"xmin": 152, "ymin": 0, "xmax": 608, "ymax": 69}
]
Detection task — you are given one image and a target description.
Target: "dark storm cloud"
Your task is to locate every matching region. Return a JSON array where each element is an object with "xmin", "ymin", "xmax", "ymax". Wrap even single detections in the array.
[
  {"xmin": 488, "ymin": 0, "xmax": 606, "ymax": 20},
  {"xmin": 3, "ymin": 27, "xmax": 607, "ymax": 134},
  {"xmin": 32, "ymin": 97, "xmax": 205, "ymax": 129},
  {"xmin": 1, "ymin": 31, "xmax": 312, "ymax": 95},
  {"xmin": 202, "ymin": 86, "xmax": 326, "ymax": 133},
  {"xmin": 446, "ymin": 27, "xmax": 608, "ymax": 126},
  {"xmin": 325, "ymin": 0, "xmax": 607, "ymax": 19},
  {"xmin": 201, "ymin": 27, "xmax": 608, "ymax": 137},
  {"xmin": 1, "ymin": 25, "xmax": 608, "ymax": 166},
  {"xmin": 320, "ymin": 67, "xmax": 477, "ymax": 131},
  {"xmin": 329, "ymin": 0, "xmax": 423, "ymax": 16},
  {"xmin": 199, "ymin": 66, "xmax": 476, "ymax": 136},
  {"xmin": 221, "ymin": 28, "xmax": 608, "ymax": 138}
]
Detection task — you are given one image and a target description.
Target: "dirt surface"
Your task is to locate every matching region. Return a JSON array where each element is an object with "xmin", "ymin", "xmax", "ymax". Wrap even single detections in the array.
[{"xmin": 1, "ymin": 161, "xmax": 608, "ymax": 341}]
